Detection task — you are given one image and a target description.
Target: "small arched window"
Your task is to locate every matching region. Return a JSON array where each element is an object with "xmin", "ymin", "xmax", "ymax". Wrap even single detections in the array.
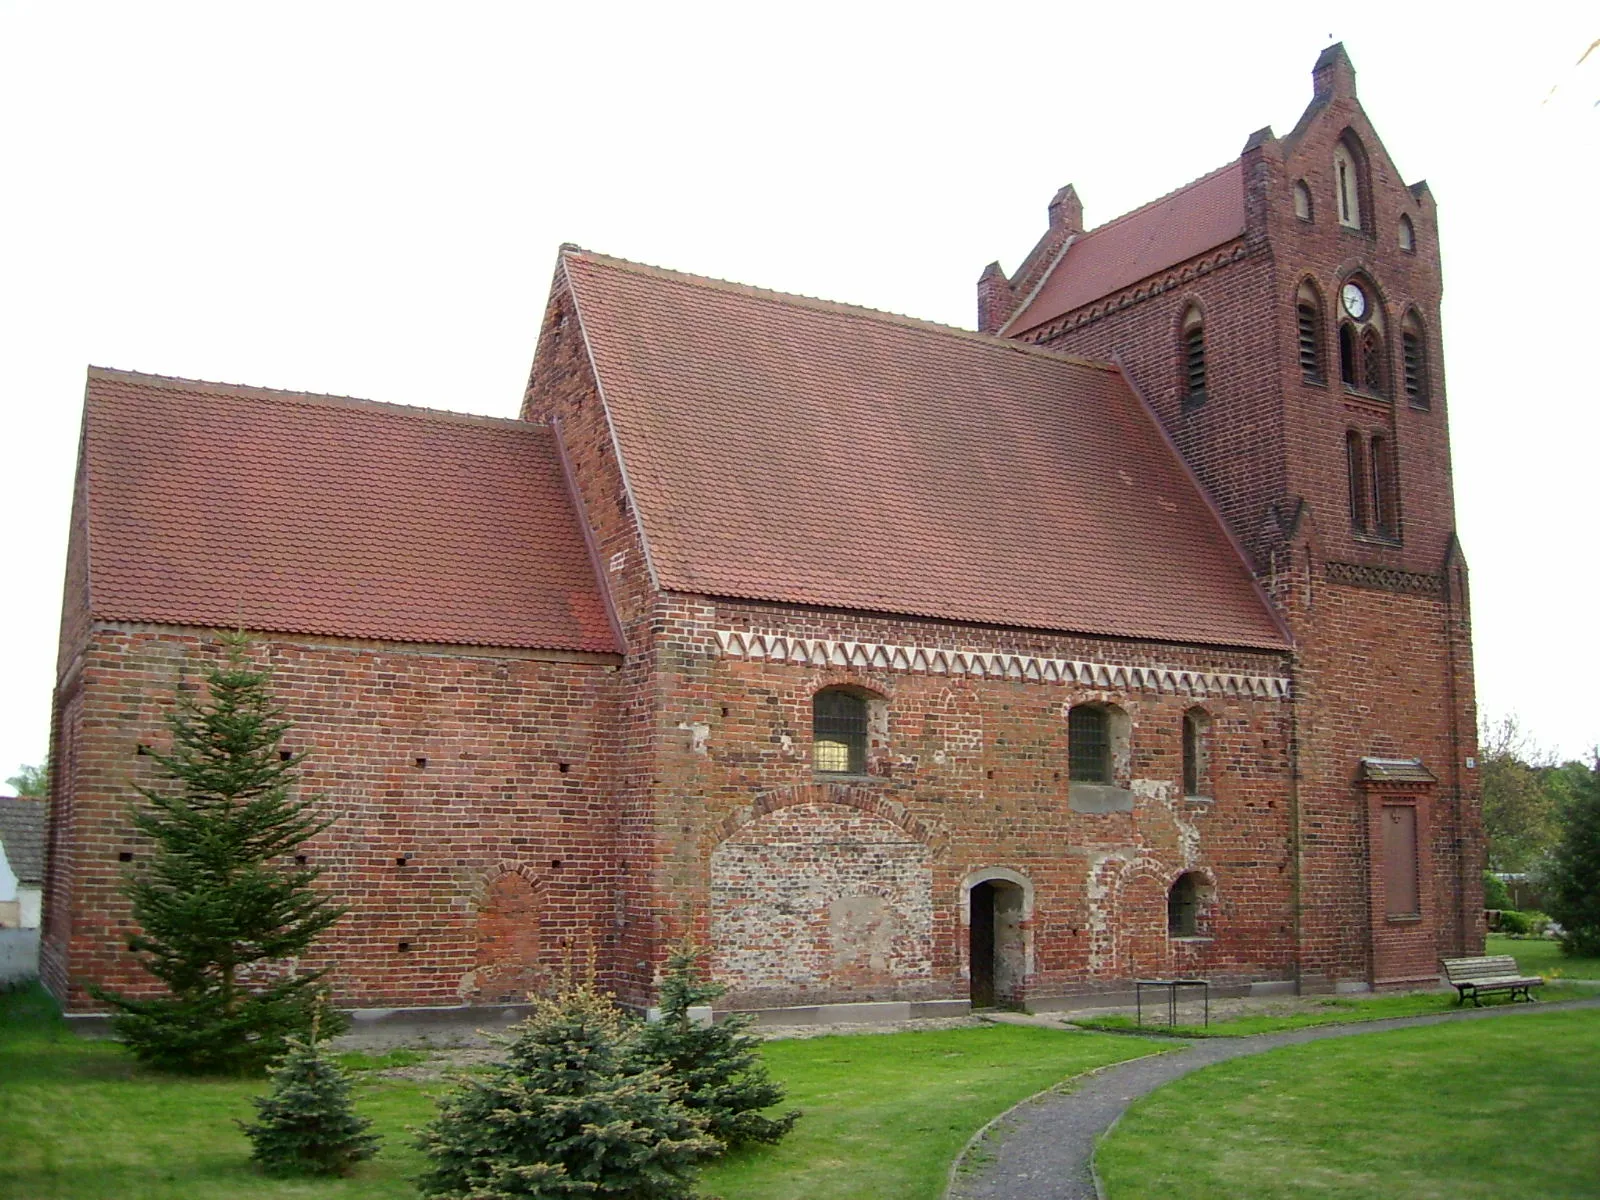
[
  {"xmin": 1346, "ymin": 430, "xmax": 1369, "ymax": 532},
  {"xmin": 1180, "ymin": 304, "xmax": 1206, "ymax": 406},
  {"xmin": 813, "ymin": 688, "xmax": 868, "ymax": 774},
  {"xmin": 1338, "ymin": 277, "xmax": 1387, "ymax": 397},
  {"xmin": 1168, "ymin": 872, "xmax": 1205, "ymax": 937},
  {"xmin": 1402, "ymin": 312, "xmax": 1429, "ymax": 408},
  {"xmin": 1182, "ymin": 709, "xmax": 1209, "ymax": 798},
  {"xmin": 1296, "ymin": 281, "xmax": 1324, "ymax": 382},
  {"xmin": 1293, "ymin": 180, "xmax": 1313, "ymax": 222},
  {"xmin": 1398, "ymin": 214, "xmax": 1416, "ymax": 252},
  {"xmin": 1068, "ymin": 704, "xmax": 1111, "ymax": 784},
  {"xmin": 1334, "ymin": 137, "xmax": 1365, "ymax": 231}
]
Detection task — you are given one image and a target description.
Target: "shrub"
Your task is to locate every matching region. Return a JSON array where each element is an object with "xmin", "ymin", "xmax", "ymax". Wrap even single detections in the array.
[
  {"xmin": 631, "ymin": 941, "xmax": 800, "ymax": 1149},
  {"xmin": 239, "ymin": 1020, "xmax": 379, "ymax": 1175},
  {"xmin": 416, "ymin": 981, "xmax": 717, "ymax": 1200},
  {"xmin": 1483, "ymin": 870, "xmax": 1513, "ymax": 912},
  {"xmin": 1498, "ymin": 910, "xmax": 1552, "ymax": 938}
]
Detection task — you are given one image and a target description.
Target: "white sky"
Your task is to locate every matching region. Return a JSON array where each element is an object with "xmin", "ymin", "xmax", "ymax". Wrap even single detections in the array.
[{"xmin": 1, "ymin": 2, "xmax": 1596, "ymax": 786}]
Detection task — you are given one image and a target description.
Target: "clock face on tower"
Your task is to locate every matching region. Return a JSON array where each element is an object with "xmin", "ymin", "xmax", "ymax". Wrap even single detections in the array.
[{"xmin": 1341, "ymin": 282, "xmax": 1368, "ymax": 320}]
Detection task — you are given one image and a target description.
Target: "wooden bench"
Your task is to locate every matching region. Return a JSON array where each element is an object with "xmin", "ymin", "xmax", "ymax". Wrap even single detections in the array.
[{"xmin": 1442, "ymin": 955, "xmax": 1543, "ymax": 1006}]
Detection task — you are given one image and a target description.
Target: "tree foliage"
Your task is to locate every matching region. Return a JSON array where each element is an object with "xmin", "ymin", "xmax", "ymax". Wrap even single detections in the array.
[
  {"xmin": 1479, "ymin": 715, "xmax": 1561, "ymax": 872},
  {"xmin": 1545, "ymin": 756, "xmax": 1600, "ymax": 957},
  {"xmin": 91, "ymin": 633, "xmax": 346, "ymax": 1074},
  {"xmin": 6, "ymin": 761, "xmax": 48, "ymax": 799},
  {"xmin": 239, "ymin": 1014, "xmax": 379, "ymax": 1175},
  {"xmin": 417, "ymin": 981, "xmax": 718, "ymax": 1200},
  {"xmin": 631, "ymin": 941, "xmax": 799, "ymax": 1149}
]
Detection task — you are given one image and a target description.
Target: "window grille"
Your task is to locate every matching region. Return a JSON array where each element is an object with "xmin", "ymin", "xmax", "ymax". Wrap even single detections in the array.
[
  {"xmin": 1297, "ymin": 303, "xmax": 1321, "ymax": 380},
  {"xmin": 1068, "ymin": 705, "xmax": 1111, "ymax": 784},
  {"xmin": 813, "ymin": 689, "xmax": 868, "ymax": 774},
  {"xmin": 1168, "ymin": 873, "xmax": 1201, "ymax": 936}
]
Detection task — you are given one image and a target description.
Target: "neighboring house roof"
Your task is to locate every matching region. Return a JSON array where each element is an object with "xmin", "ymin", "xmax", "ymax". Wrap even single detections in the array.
[
  {"xmin": 561, "ymin": 249, "xmax": 1287, "ymax": 651},
  {"xmin": 1005, "ymin": 162, "xmax": 1245, "ymax": 336},
  {"xmin": 80, "ymin": 369, "xmax": 618, "ymax": 653},
  {"xmin": 0, "ymin": 798, "xmax": 45, "ymax": 885}
]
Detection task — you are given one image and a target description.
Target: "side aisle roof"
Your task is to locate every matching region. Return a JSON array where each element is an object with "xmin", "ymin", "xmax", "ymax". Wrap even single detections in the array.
[
  {"xmin": 560, "ymin": 249, "xmax": 1287, "ymax": 651},
  {"xmin": 78, "ymin": 369, "xmax": 619, "ymax": 653}
]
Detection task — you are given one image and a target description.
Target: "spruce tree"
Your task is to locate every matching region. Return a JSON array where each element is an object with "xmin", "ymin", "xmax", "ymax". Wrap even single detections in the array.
[
  {"xmin": 630, "ymin": 942, "xmax": 799, "ymax": 1149},
  {"xmin": 417, "ymin": 982, "xmax": 718, "ymax": 1200},
  {"xmin": 92, "ymin": 632, "xmax": 346, "ymax": 1074},
  {"xmin": 1546, "ymin": 756, "xmax": 1600, "ymax": 957},
  {"xmin": 239, "ymin": 1011, "xmax": 380, "ymax": 1175}
]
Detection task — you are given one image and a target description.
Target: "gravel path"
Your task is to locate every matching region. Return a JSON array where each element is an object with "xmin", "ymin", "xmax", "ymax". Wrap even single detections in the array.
[{"xmin": 946, "ymin": 996, "xmax": 1600, "ymax": 1200}]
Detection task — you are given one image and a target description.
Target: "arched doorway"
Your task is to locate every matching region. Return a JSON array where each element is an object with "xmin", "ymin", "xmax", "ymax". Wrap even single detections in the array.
[{"xmin": 967, "ymin": 873, "xmax": 1028, "ymax": 1008}]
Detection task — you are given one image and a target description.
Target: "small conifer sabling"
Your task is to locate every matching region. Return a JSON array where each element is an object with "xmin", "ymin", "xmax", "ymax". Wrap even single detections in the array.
[{"xmin": 239, "ymin": 1010, "xmax": 380, "ymax": 1175}]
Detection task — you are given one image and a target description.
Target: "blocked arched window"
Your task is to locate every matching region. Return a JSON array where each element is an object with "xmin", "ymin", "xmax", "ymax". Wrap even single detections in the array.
[
  {"xmin": 1168, "ymin": 872, "xmax": 1206, "ymax": 937},
  {"xmin": 1334, "ymin": 135, "xmax": 1368, "ymax": 232},
  {"xmin": 1399, "ymin": 214, "xmax": 1416, "ymax": 252},
  {"xmin": 1293, "ymin": 180, "xmax": 1313, "ymax": 222},
  {"xmin": 1346, "ymin": 430, "xmax": 1369, "ymax": 532},
  {"xmin": 1402, "ymin": 312, "xmax": 1430, "ymax": 409},
  {"xmin": 1296, "ymin": 281, "xmax": 1324, "ymax": 382},
  {"xmin": 813, "ymin": 688, "xmax": 868, "ymax": 774},
  {"xmin": 1068, "ymin": 704, "xmax": 1112, "ymax": 784},
  {"xmin": 1179, "ymin": 304, "xmax": 1207, "ymax": 406}
]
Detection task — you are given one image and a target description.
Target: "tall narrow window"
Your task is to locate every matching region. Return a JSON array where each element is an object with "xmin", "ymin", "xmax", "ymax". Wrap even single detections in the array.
[
  {"xmin": 813, "ymin": 688, "xmax": 868, "ymax": 774},
  {"xmin": 1182, "ymin": 709, "xmax": 1207, "ymax": 797},
  {"xmin": 1180, "ymin": 305, "xmax": 1206, "ymax": 405},
  {"xmin": 1398, "ymin": 214, "xmax": 1416, "ymax": 252},
  {"xmin": 1339, "ymin": 323, "xmax": 1358, "ymax": 388},
  {"xmin": 1370, "ymin": 435, "xmax": 1395, "ymax": 538},
  {"xmin": 1297, "ymin": 281, "xmax": 1323, "ymax": 381},
  {"xmin": 1402, "ymin": 313, "xmax": 1429, "ymax": 408},
  {"xmin": 1068, "ymin": 705, "xmax": 1111, "ymax": 784},
  {"xmin": 1346, "ymin": 430, "xmax": 1369, "ymax": 532},
  {"xmin": 1168, "ymin": 872, "xmax": 1204, "ymax": 936},
  {"xmin": 1360, "ymin": 327, "xmax": 1387, "ymax": 396}
]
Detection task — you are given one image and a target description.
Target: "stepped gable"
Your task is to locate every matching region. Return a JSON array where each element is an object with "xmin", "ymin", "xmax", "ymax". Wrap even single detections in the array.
[
  {"xmin": 79, "ymin": 368, "xmax": 618, "ymax": 652},
  {"xmin": 561, "ymin": 249, "xmax": 1287, "ymax": 651},
  {"xmin": 1004, "ymin": 161, "xmax": 1245, "ymax": 336}
]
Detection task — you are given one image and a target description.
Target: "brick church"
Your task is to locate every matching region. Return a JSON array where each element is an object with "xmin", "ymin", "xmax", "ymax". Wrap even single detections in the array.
[{"xmin": 42, "ymin": 45, "xmax": 1482, "ymax": 1020}]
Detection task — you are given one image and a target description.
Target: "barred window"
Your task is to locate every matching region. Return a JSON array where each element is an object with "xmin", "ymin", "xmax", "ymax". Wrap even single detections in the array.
[
  {"xmin": 1068, "ymin": 705, "xmax": 1111, "ymax": 784},
  {"xmin": 813, "ymin": 688, "xmax": 868, "ymax": 774}
]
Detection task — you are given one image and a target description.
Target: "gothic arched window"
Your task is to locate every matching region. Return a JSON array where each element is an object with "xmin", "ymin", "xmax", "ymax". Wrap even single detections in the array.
[
  {"xmin": 1294, "ymin": 180, "xmax": 1313, "ymax": 222},
  {"xmin": 1399, "ymin": 214, "xmax": 1416, "ymax": 252},
  {"xmin": 1338, "ymin": 276, "xmax": 1387, "ymax": 398},
  {"xmin": 1333, "ymin": 135, "xmax": 1368, "ymax": 232},
  {"xmin": 1297, "ymin": 280, "xmax": 1324, "ymax": 382},
  {"xmin": 1180, "ymin": 304, "xmax": 1207, "ymax": 407},
  {"xmin": 1402, "ymin": 311, "xmax": 1430, "ymax": 409}
]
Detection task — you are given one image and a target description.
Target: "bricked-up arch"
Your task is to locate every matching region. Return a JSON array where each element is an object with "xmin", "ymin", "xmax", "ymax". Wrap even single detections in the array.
[
  {"xmin": 466, "ymin": 864, "xmax": 545, "ymax": 1004},
  {"xmin": 710, "ymin": 790, "xmax": 936, "ymax": 1007}
]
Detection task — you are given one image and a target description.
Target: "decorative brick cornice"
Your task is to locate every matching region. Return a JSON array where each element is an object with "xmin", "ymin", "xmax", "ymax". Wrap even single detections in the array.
[
  {"xmin": 712, "ymin": 629, "xmax": 1290, "ymax": 700},
  {"xmin": 1324, "ymin": 561, "xmax": 1442, "ymax": 596},
  {"xmin": 1021, "ymin": 241, "xmax": 1254, "ymax": 344}
]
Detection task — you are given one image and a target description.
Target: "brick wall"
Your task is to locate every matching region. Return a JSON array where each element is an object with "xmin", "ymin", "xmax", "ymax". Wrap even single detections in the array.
[{"xmin": 41, "ymin": 624, "xmax": 621, "ymax": 1013}]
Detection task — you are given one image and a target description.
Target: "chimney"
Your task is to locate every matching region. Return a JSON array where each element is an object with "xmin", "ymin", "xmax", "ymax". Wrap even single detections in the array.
[
  {"xmin": 1048, "ymin": 184, "xmax": 1084, "ymax": 233},
  {"xmin": 977, "ymin": 261, "xmax": 1016, "ymax": 335},
  {"xmin": 1312, "ymin": 43, "xmax": 1357, "ymax": 100}
]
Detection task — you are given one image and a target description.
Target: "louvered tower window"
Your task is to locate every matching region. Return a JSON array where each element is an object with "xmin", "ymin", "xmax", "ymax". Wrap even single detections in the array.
[
  {"xmin": 1180, "ymin": 305, "xmax": 1206, "ymax": 406},
  {"xmin": 1296, "ymin": 281, "xmax": 1324, "ymax": 382},
  {"xmin": 1402, "ymin": 313, "xmax": 1429, "ymax": 408}
]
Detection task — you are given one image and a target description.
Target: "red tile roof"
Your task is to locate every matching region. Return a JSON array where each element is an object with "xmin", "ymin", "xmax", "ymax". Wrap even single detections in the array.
[
  {"xmin": 1004, "ymin": 163, "xmax": 1245, "ymax": 336},
  {"xmin": 561, "ymin": 250, "xmax": 1287, "ymax": 651},
  {"xmin": 80, "ymin": 369, "xmax": 618, "ymax": 652}
]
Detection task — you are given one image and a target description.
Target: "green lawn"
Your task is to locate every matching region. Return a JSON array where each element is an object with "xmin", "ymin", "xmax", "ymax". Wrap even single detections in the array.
[
  {"xmin": 1070, "ymin": 983, "xmax": 1590, "ymax": 1038},
  {"xmin": 1097, "ymin": 1007, "xmax": 1600, "ymax": 1199},
  {"xmin": 1488, "ymin": 932, "xmax": 1600, "ymax": 979},
  {"xmin": 0, "ymin": 984, "xmax": 1152, "ymax": 1200}
]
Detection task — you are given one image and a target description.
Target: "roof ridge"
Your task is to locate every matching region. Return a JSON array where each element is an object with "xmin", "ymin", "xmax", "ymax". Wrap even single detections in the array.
[
  {"xmin": 86, "ymin": 366, "xmax": 542, "ymax": 433},
  {"xmin": 1073, "ymin": 159, "xmax": 1239, "ymax": 241},
  {"xmin": 559, "ymin": 247, "xmax": 1119, "ymax": 374}
]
